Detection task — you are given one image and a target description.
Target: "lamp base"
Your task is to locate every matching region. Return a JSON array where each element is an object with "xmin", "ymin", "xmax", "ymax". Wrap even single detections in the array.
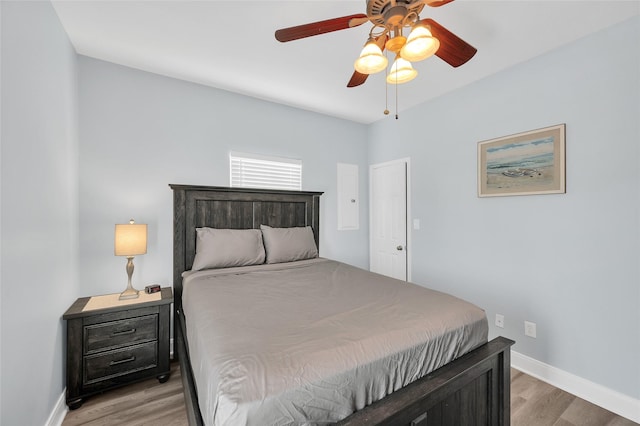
[
  {"xmin": 119, "ymin": 287, "xmax": 140, "ymax": 300},
  {"xmin": 119, "ymin": 256, "xmax": 140, "ymax": 300}
]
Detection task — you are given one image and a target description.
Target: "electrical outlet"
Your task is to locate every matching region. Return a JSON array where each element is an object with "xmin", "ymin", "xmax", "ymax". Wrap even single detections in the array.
[
  {"xmin": 525, "ymin": 321, "xmax": 537, "ymax": 338},
  {"xmin": 495, "ymin": 314, "xmax": 504, "ymax": 328}
]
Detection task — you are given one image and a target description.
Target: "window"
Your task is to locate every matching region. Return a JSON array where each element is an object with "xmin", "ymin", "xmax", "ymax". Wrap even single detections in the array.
[{"xmin": 229, "ymin": 152, "xmax": 302, "ymax": 191}]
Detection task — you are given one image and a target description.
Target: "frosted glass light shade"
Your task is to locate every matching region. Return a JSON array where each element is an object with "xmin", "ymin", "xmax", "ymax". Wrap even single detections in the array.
[
  {"xmin": 401, "ymin": 25, "xmax": 439, "ymax": 62},
  {"xmin": 115, "ymin": 221, "xmax": 147, "ymax": 256},
  {"xmin": 354, "ymin": 40, "xmax": 388, "ymax": 74},
  {"xmin": 386, "ymin": 57, "xmax": 418, "ymax": 84}
]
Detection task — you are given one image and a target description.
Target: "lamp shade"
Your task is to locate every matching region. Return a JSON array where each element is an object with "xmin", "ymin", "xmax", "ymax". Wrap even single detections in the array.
[
  {"xmin": 400, "ymin": 25, "xmax": 439, "ymax": 62},
  {"xmin": 386, "ymin": 57, "xmax": 418, "ymax": 84},
  {"xmin": 354, "ymin": 39, "xmax": 388, "ymax": 74},
  {"xmin": 115, "ymin": 221, "xmax": 147, "ymax": 256}
]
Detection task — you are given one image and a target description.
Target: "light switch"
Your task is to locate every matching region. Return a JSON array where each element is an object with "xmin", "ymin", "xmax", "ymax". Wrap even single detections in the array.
[{"xmin": 413, "ymin": 219, "xmax": 420, "ymax": 230}]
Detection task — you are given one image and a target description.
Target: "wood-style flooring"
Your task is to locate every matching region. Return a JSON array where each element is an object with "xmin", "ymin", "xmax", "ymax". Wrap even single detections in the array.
[
  {"xmin": 62, "ymin": 364, "xmax": 638, "ymax": 426},
  {"xmin": 62, "ymin": 362, "xmax": 187, "ymax": 426},
  {"xmin": 510, "ymin": 369, "xmax": 637, "ymax": 426}
]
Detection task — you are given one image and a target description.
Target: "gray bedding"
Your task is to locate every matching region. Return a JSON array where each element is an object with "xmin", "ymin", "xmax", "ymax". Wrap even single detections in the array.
[{"xmin": 182, "ymin": 258, "xmax": 488, "ymax": 426}]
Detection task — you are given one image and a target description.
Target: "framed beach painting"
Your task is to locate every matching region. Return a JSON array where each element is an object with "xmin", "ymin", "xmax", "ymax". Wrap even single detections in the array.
[{"xmin": 478, "ymin": 124, "xmax": 565, "ymax": 197}]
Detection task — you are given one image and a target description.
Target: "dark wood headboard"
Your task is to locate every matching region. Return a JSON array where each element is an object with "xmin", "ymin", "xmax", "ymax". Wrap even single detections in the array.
[{"xmin": 169, "ymin": 184, "xmax": 323, "ymax": 310}]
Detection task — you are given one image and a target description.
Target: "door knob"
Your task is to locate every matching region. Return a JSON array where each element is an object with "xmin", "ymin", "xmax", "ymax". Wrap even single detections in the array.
[{"xmin": 396, "ymin": 245, "xmax": 403, "ymax": 251}]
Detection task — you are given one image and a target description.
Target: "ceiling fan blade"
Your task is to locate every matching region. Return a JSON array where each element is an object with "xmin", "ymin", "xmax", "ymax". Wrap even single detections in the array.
[
  {"xmin": 422, "ymin": 18, "xmax": 477, "ymax": 67},
  {"xmin": 275, "ymin": 14, "xmax": 368, "ymax": 42},
  {"xmin": 349, "ymin": 16, "xmax": 370, "ymax": 27},
  {"xmin": 346, "ymin": 35, "xmax": 388, "ymax": 88},
  {"xmin": 347, "ymin": 71, "xmax": 369, "ymax": 88},
  {"xmin": 425, "ymin": 0, "xmax": 455, "ymax": 7}
]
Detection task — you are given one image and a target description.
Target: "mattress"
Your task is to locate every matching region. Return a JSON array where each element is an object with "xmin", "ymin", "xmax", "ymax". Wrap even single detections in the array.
[{"xmin": 182, "ymin": 258, "xmax": 488, "ymax": 426}]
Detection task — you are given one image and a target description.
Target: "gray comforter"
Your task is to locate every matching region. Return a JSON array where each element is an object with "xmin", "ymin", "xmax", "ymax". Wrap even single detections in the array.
[{"xmin": 182, "ymin": 258, "xmax": 488, "ymax": 426}]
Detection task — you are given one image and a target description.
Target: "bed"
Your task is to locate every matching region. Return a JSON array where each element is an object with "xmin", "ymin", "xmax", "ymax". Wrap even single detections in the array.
[{"xmin": 170, "ymin": 184, "xmax": 514, "ymax": 425}]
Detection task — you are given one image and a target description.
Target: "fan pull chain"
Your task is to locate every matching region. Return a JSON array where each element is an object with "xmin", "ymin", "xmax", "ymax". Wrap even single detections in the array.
[
  {"xmin": 395, "ymin": 84, "xmax": 398, "ymax": 120},
  {"xmin": 395, "ymin": 64, "xmax": 399, "ymax": 120},
  {"xmin": 384, "ymin": 84, "xmax": 389, "ymax": 116},
  {"xmin": 384, "ymin": 50, "xmax": 390, "ymax": 116}
]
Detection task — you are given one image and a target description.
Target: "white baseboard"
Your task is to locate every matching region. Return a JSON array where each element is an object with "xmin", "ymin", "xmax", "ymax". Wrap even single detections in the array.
[
  {"xmin": 511, "ymin": 350, "xmax": 640, "ymax": 423},
  {"xmin": 45, "ymin": 390, "xmax": 68, "ymax": 426}
]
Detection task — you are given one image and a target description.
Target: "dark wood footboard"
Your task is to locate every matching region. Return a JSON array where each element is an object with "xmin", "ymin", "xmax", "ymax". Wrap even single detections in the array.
[{"xmin": 336, "ymin": 336, "xmax": 514, "ymax": 426}]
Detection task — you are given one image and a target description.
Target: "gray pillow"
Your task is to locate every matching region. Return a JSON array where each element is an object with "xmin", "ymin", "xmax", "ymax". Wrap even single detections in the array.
[
  {"xmin": 191, "ymin": 228, "xmax": 265, "ymax": 271},
  {"xmin": 260, "ymin": 225, "xmax": 318, "ymax": 264}
]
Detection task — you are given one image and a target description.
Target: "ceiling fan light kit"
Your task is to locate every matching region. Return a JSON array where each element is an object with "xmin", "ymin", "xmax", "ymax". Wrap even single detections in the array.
[
  {"xmin": 356, "ymin": 23, "xmax": 439, "ymax": 83},
  {"xmin": 275, "ymin": 0, "xmax": 477, "ymax": 93}
]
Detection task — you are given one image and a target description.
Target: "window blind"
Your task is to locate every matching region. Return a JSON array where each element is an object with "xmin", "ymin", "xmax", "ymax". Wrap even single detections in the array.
[{"xmin": 230, "ymin": 152, "xmax": 302, "ymax": 191}]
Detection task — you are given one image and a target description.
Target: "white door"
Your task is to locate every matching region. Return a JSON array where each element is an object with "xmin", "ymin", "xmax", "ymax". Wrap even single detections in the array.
[{"xmin": 370, "ymin": 159, "xmax": 408, "ymax": 281}]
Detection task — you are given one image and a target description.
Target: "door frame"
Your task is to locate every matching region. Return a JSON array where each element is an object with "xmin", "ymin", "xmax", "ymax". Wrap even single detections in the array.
[{"xmin": 369, "ymin": 157, "xmax": 412, "ymax": 282}]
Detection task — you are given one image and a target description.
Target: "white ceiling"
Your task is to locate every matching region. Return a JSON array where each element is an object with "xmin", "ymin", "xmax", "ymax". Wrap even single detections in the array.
[{"xmin": 51, "ymin": 1, "xmax": 639, "ymax": 124}]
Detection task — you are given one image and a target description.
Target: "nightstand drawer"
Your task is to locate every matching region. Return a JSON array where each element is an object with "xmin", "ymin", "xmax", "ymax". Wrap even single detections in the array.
[
  {"xmin": 84, "ymin": 314, "xmax": 157, "ymax": 354},
  {"xmin": 84, "ymin": 341, "xmax": 157, "ymax": 385}
]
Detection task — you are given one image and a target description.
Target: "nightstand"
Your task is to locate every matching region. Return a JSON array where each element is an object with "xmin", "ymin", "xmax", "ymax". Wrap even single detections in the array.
[{"xmin": 63, "ymin": 287, "xmax": 172, "ymax": 409}]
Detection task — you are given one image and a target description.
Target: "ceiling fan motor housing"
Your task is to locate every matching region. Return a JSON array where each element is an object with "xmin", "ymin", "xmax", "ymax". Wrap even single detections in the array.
[{"xmin": 367, "ymin": 0, "xmax": 426, "ymax": 27}]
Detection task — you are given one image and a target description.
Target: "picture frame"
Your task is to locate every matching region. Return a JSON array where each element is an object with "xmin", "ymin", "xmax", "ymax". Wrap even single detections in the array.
[{"xmin": 478, "ymin": 124, "xmax": 565, "ymax": 197}]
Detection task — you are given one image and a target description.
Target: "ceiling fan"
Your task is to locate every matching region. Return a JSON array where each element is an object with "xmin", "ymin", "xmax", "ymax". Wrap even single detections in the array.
[{"xmin": 275, "ymin": 0, "xmax": 477, "ymax": 88}]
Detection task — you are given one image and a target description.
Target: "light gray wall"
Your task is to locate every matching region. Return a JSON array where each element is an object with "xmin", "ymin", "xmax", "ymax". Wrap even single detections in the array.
[
  {"xmin": 77, "ymin": 56, "xmax": 370, "ymax": 297},
  {"xmin": 0, "ymin": 1, "xmax": 79, "ymax": 425},
  {"xmin": 368, "ymin": 16, "xmax": 640, "ymax": 399}
]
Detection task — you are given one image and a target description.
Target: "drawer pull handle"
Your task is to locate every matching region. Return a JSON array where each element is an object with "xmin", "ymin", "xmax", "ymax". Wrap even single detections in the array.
[
  {"xmin": 109, "ymin": 356, "xmax": 136, "ymax": 366},
  {"xmin": 112, "ymin": 328, "xmax": 136, "ymax": 336}
]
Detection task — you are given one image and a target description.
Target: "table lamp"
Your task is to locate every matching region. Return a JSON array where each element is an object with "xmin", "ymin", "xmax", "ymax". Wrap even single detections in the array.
[{"xmin": 114, "ymin": 219, "xmax": 147, "ymax": 300}]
